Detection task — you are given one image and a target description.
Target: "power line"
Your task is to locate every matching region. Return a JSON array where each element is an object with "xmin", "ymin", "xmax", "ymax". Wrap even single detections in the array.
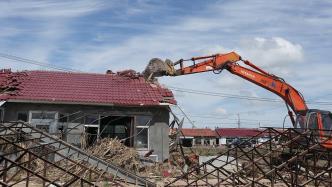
[
  {"xmin": 173, "ymin": 113, "xmax": 279, "ymax": 122},
  {"xmin": 0, "ymin": 52, "xmax": 82, "ymax": 73},
  {"xmin": 168, "ymin": 86, "xmax": 281, "ymax": 102},
  {"xmin": 168, "ymin": 86, "xmax": 332, "ymax": 106}
]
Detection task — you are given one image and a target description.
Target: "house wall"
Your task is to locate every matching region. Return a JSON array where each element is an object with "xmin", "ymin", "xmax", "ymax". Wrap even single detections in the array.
[
  {"xmin": 192, "ymin": 137, "xmax": 216, "ymax": 146},
  {"xmin": 2, "ymin": 102, "xmax": 170, "ymax": 162}
]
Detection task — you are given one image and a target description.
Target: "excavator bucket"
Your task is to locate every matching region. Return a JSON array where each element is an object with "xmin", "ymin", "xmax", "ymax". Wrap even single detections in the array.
[{"xmin": 142, "ymin": 58, "xmax": 175, "ymax": 81}]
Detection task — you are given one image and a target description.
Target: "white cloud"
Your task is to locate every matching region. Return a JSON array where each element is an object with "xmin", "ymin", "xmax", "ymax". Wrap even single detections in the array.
[
  {"xmin": 0, "ymin": 0, "xmax": 111, "ymax": 71},
  {"xmin": 215, "ymin": 107, "xmax": 227, "ymax": 115},
  {"xmin": 0, "ymin": 1, "xmax": 109, "ymax": 18},
  {"xmin": 237, "ymin": 37, "xmax": 303, "ymax": 69}
]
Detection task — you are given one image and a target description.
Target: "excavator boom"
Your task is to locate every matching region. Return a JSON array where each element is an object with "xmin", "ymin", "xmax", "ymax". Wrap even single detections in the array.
[
  {"xmin": 143, "ymin": 51, "xmax": 332, "ymax": 148},
  {"xmin": 143, "ymin": 52, "xmax": 308, "ymax": 119}
]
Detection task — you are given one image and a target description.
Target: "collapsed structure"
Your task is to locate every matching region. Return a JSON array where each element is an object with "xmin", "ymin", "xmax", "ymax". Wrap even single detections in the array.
[{"xmin": 0, "ymin": 69, "xmax": 176, "ymax": 162}]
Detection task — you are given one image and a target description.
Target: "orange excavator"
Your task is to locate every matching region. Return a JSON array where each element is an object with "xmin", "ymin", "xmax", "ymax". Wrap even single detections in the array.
[{"xmin": 143, "ymin": 51, "xmax": 332, "ymax": 148}]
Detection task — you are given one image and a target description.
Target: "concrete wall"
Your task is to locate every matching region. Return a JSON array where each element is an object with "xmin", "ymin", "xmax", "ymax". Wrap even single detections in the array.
[
  {"xmin": 149, "ymin": 110, "xmax": 169, "ymax": 162},
  {"xmin": 2, "ymin": 102, "xmax": 170, "ymax": 162}
]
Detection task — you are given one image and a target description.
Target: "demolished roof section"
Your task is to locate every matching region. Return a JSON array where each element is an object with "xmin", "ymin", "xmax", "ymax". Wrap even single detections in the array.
[
  {"xmin": 0, "ymin": 69, "xmax": 27, "ymax": 100},
  {"xmin": 0, "ymin": 69, "xmax": 176, "ymax": 106}
]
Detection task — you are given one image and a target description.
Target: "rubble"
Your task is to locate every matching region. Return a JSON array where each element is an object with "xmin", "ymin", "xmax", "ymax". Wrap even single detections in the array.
[
  {"xmin": 86, "ymin": 138, "xmax": 142, "ymax": 172},
  {"xmin": 0, "ymin": 69, "xmax": 27, "ymax": 96}
]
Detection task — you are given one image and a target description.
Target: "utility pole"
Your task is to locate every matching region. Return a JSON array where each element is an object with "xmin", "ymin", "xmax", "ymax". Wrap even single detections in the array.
[{"xmin": 237, "ymin": 113, "xmax": 240, "ymax": 128}]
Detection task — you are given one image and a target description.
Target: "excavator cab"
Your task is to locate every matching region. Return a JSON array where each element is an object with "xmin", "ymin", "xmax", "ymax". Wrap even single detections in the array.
[{"xmin": 296, "ymin": 110, "xmax": 332, "ymax": 148}]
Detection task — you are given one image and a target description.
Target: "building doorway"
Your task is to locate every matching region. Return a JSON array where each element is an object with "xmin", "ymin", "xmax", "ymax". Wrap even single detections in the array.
[
  {"xmin": 84, "ymin": 126, "xmax": 98, "ymax": 147},
  {"xmin": 100, "ymin": 116, "xmax": 134, "ymax": 147}
]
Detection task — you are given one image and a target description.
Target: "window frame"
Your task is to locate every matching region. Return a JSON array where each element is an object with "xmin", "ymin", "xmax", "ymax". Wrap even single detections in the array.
[
  {"xmin": 135, "ymin": 125, "xmax": 149, "ymax": 150},
  {"xmin": 29, "ymin": 111, "xmax": 59, "ymax": 133},
  {"xmin": 29, "ymin": 111, "xmax": 58, "ymax": 121},
  {"xmin": 84, "ymin": 114, "xmax": 100, "ymax": 125},
  {"xmin": 17, "ymin": 111, "xmax": 28, "ymax": 122}
]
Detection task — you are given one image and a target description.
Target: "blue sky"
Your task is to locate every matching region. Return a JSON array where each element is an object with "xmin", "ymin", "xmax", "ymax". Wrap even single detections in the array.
[{"xmin": 1, "ymin": 0, "xmax": 332, "ymax": 128}]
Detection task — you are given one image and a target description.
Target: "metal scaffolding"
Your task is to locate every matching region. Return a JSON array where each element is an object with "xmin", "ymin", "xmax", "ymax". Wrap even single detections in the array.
[
  {"xmin": 0, "ymin": 122, "xmax": 155, "ymax": 187},
  {"xmin": 166, "ymin": 128, "xmax": 332, "ymax": 187}
]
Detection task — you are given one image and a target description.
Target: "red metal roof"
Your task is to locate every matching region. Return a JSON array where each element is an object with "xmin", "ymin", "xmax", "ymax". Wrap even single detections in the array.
[
  {"xmin": 215, "ymin": 128, "xmax": 263, "ymax": 138},
  {"xmin": 181, "ymin": 128, "xmax": 217, "ymax": 137},
  {"xmin": 0, "ymin": 70, "xmax": 176, "ymax": 106}
]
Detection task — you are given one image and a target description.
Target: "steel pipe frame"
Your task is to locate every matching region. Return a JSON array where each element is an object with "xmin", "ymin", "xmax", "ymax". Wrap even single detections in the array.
[
  {"xmin": 1, "ymin": 122, "xmax": 155, "ymax": 187},
  {"xmin": 0, "ymin": 124, "xmax": 122, "ymax": 187},
  {"xmin": 167, "ymin": 128, "xmax": 332, "ymax": 187}
]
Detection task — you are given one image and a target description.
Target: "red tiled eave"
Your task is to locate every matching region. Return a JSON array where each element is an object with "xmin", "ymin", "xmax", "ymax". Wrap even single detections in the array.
[
  {"xmin": 181, "ymin": 128, "xmax": 217, "ymax": 137},
  {"xmin": 215, "ymin": 128, "xmax": 264, "ymax": 138}
]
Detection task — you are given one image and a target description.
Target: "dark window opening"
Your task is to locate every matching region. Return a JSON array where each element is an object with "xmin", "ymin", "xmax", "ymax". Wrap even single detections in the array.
[
  {"xmin": 85, "ymin": 126, "xmax": 98, "ymax": 147},
  {"xmin": 204, "ymin": 139, "xmax": 211, "ymax": 146},
  {"xmin": 136, "ymin": 116, "xmax": 152, "ymax": 126},
  {"xmin": 196, "ymin": 138, "xmax": 202, "ymax": 145},
  {"xmin": 17, "ymin": 112, "xmax": 28, "ymax": 122},
  {"xmin": 181, "ymin": 138, "xmax": 193, "ymax": 147},
  {"xmin": 84, "ymin": 115, "xmax": 99, "ymax": 125},
  {"xmin": 100, "ymin": 116, "xmax": 133, "ymax": 147},
  {"xmin": 59, "ymin": 113, "xmax": 68, "ymax": 123}
]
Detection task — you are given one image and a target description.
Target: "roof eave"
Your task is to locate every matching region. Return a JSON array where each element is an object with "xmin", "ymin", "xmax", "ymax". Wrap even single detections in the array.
[{"xmin": 6, "ymin": 99, "xmax": 173, "ymax": 107}]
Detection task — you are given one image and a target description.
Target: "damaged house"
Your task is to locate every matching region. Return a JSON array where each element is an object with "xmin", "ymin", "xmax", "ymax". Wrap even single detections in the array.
[{"xmin": 0, "ymin": 69, "xmax": 176, "ymax": 162}]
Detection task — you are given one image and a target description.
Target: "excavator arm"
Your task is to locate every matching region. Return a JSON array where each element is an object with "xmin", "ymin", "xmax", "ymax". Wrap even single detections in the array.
[
  {"xmin": 144, "ymin": 51, "xmax": 308, "ymax": 125},
  {"xmin": 143, "ymin": 51, "xmax": 332, "ymax": 148}
]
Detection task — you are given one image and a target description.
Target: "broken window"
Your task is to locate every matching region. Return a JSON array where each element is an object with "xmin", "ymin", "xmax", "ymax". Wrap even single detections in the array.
[
  {"xmin": 195, "ymin": 138, "xmax": 202, "ymax": 145},
  {"xmin": 204, "ymin": 139, "xmax": 211, "ymax": 146},
  {"xmin": 84, "ymin": 126, "xmax": 99, "ymax": 148},
  {"xmin": 17, "ymin": 112, "xmax": 28, "ymax": 122},
  {"xmin": 29, "ymin": 111, "xmax": 58, "ymax": 133},
  {"xmin": 136, "ymin": 126, "xmax": 148, "ymax": 149},
  {"xmin": 136, "ymin": 115, "xmax": 152, "ymax": 126},
  {"xmin": 100, "ymin": 116, "xmax": 133, "ymax": 147},
  {"xmin": 58, "ymin": 113, "xmax": 68, "ymax": 123},
  {"xmin": 135, "ymin": 116, "xmax": 152, "ymax": 149}
]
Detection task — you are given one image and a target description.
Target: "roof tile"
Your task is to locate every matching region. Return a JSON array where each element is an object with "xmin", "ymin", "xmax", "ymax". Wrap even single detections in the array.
[
  {"xmin": 181, "ymin": 128, "xmax": 217, "ymax": 137},
  {"xmin": 0, "ymin": 70, "xmax": 176, "ymax": 106}
]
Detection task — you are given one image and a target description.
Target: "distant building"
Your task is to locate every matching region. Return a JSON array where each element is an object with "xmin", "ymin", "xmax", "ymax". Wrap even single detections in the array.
[
  {"xmin": 180, "ymin": 128, "xmax": 218, "ymax": 147},
  {"xmin": 215, "ymin": 128, "xmax": 267, "ymax": 145}
]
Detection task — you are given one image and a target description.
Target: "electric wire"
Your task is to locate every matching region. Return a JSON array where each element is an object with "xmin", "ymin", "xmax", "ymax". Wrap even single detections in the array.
[
  {"xmin": 0, "ymin": 52, "xmax": 82, "ymax": 73},
  {"xmin": 168, "ymin": 86, "xmax": 332, "ymax": 106}
]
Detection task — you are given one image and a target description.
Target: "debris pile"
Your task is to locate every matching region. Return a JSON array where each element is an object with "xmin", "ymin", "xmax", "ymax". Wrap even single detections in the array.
[
  {"xmin": 0, "ymin": 69, "xmax": 27, "ymax": 96},
  {"xmin": 86, "ymin": 138, "xmax": 142, "ymax": 172}
]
